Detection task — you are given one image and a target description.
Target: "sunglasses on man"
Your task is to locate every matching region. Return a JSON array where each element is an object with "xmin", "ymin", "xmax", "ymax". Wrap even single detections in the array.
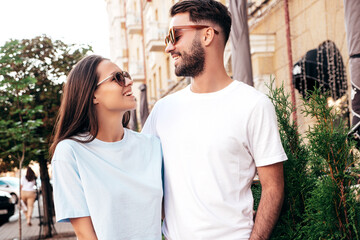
[
  {"xmin": 97, "ymin": 71, "xmax": 132, "ymax": 87},
  {"xmin": 165, "ymin": 25, "xmax": 219, "ymax": 47}
]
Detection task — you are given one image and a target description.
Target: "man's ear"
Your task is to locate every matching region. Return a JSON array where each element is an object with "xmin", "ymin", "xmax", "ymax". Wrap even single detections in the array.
[{"xmin": 203, "ymin": 27, "xmax": 216, "ymax": 46}]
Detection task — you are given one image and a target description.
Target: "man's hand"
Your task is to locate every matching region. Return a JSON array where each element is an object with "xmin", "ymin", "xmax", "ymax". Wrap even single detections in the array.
[{"xmin": 250, "ymin": 162, "xmax": 284, "ymax": 240}]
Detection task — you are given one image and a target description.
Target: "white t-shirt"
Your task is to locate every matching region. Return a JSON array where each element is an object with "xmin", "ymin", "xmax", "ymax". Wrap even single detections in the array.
[
  {"xmin": 52, "ymin": 129, "xmax": 163, "ymax": 240},
  {"xmin": 21, "ymin": 176, "xmax": 36, "ymax": 192},
  {"xmin": 142, "ymin": 80, "xmax": 287, "ymax": 240}
]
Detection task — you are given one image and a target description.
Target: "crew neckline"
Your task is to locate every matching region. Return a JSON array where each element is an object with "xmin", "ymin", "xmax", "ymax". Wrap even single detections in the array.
[
  {"xmin": 186, "ymin": 80, "xmax": 238, "ymax": 98},
  {"xmin": 92, "ymin": 128, "xmax": 129, "ymax": 146}
]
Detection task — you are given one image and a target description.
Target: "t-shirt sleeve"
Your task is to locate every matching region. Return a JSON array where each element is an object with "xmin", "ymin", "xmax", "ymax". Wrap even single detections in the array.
[
  {"xmin": 157, "ymin": 138, "xmax": 164, "ymax": 192},
  {"xmin": 141, "ymin": 100, "xmax": 160, "ymax": 137},
  {"xmin": 247, "ymin": 95, "xmax": 287, "ymax": 167},
  {"xmin": 149, "ymin": 135, "xmax": 164, "ymax": 192},
  {"xmin": 52, "ymin": 141, "xmax": 90, "ymax": 222}
]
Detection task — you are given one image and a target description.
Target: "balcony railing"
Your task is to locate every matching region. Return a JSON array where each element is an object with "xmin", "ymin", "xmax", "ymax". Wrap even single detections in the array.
[
  {"xmin": 129, "ymin": 61, "xmax": 145, "ymax": 81},
  {"xmin": 145, "ymin": 21, "xmax": 168, "ymax": 52},
  {"xmin": 126, "ymin": 12, "xmax": 142, "ymax": 34}
]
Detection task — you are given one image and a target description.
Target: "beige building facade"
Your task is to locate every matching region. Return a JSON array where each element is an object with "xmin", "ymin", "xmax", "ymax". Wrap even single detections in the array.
[
  {"xmin": 104, "ymin": 0, "xmax": 181, "ymax": 120},
  {"xmin": 105, "ymin": 0, "xmax": 146, "ymax": 129},
  {"xmin": 105, "ymin": 0, "xmax": 350, "ymax": 131},
  {"xmin": 248, "ymin": 0, "xmax": 349, "ymax": 132}
]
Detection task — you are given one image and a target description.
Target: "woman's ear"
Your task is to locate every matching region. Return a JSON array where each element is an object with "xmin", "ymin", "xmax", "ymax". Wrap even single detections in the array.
[{"xmin": 93, "ymin": 95, "xmax": 99, "ymax": 105}]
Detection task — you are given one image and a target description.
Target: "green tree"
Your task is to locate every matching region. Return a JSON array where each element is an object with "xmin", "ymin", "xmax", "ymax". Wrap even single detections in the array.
[
  {"xmin": 256, "ymin": 82, "xmax": 360, "ymax": 239},
  {"xmin": 0, "ymin": 40, "xmax": 43, "ymax": 237},
  {"xmin": 266, "ymin": 81, "xmax": 314, "ymax": 240},
  {"xmin": 301, "ymin": 89, "xmax": 360, "ymax": 240},
  {"xmin": 0, "ymin": 35, "xmax": 91, "ymax": 238}
]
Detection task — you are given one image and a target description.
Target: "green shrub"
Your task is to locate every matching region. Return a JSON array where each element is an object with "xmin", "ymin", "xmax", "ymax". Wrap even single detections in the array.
[
  {"xmin": 251, "ymin": 82, "xmax": 360, "ymax": 239},
  {"xmin": 266, "ymin": 82, "xmax": 313, "ymax": 239},
  {"xmin": 300, "ymin": 89, "xmax": 360, "ymax": 240}
]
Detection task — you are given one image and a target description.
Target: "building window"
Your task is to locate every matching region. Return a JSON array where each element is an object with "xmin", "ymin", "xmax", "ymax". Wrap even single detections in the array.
[
  {"xmin": 293, "ymin": 40, "xmax": 347, "ymax": 100},
  {"xmin": 153, "ymin": 72, "xmax": 157, "ymax": 98},
  {"xmin": 155, "ymin": 9, "xmax": 158, "ymax": 21},
  {"xmin": 293, "ymin": 40, "xmax": 348, "ymax": 124},
  {"xmin": 158, "ymin": 66, "xmax": 162, "ymax": 92}
]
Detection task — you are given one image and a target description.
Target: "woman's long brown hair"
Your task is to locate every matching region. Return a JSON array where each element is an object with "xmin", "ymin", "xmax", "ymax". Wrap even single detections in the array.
[
  {"xmin": 25, "ymin": 167, "xmax": 36, "ymax": 182},
  {"xmin": 49, "ymin": 55, "xmax": 130, "ymax": 157}
]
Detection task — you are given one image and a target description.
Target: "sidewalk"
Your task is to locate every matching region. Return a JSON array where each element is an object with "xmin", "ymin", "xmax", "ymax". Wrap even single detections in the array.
[
  {"xmin": 0, "ymin": 197, "xmax": 75, "ymax": 240},
  {"xmin": 0, "ymin": 216, "xmax": 76, "ymax": 240}
]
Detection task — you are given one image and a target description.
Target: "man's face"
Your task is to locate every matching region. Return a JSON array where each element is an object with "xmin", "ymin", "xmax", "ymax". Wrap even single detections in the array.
[{"xmin": 165, "ymin": 13, "xmax": 205, "ymax": 78}]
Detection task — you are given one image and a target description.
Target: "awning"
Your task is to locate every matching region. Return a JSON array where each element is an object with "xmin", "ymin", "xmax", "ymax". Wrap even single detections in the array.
[
  {"xmin": 139, "ymin": 83, "xmax": 149, "ymax": 127},
  {"xmin": 229, "ymin": 0, "xmax": 253, "ymax": 86},
  {"xmin": 344, "ymin": 0, "xmax": 360, "ymax": 134}
]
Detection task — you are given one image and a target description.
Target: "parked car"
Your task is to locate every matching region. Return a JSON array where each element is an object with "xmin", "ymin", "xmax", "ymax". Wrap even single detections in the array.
[
  {"xmin": 0, "ymin": 177, "xmax": 20, "ymax": 204},
  {"xmin": 0, "ymin": 190, "xmax": 15, "ymax": 224}
]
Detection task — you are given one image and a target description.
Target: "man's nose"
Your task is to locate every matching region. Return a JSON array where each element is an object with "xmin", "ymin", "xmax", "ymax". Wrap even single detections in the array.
[{"xmin": 165, "ymin": 42, "xmax": 175, "ymax": 53}]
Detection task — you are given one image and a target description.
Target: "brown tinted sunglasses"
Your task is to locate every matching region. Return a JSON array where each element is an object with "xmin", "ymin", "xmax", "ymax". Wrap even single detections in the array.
[
  {"xmin": 165, "ymin": 25, "xmax": 219, "ymax": 46},
  {"xmin": 97, "ymin": 71, "xmax": 132, "ymax": 87}
]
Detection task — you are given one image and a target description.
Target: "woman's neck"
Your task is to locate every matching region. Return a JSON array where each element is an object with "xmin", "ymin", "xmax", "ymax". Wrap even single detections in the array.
[{"xmin": 95, "ymin": 111, "xmax": 125, "ymax": 142}]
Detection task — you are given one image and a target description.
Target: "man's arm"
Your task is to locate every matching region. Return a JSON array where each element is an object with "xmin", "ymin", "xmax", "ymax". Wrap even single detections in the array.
[
  {"xmin": 70, "ymin": 216, "xmax": 98, "ymax": 240},
  {"xmin": 250, "ymin": 162, "xmax": 284, "ymax": 240}
]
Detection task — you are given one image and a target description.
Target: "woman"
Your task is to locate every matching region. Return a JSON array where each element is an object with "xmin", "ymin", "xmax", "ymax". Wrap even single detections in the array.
[
  {"xmin": 21, "ymin": 167, "xmax": 37, "ymax": 226},
  {"xmin": 50, "ymin": 55, "xmax": 163, "ymax": 240}
]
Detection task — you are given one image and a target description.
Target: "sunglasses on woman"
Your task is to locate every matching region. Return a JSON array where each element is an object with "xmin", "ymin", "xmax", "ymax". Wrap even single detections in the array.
[
  {"xmin": 97, "ymin": 71, "xmax": 132, "ymax": 87},
  {"xmin": 165, "ymin": 25, "xmax": 219, "ymax": 47}
]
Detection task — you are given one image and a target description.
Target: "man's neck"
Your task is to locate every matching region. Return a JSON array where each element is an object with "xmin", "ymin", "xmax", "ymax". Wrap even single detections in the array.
[{"xmin": 190, "ymin": 67, "xmax": 233, "ymax": 93}]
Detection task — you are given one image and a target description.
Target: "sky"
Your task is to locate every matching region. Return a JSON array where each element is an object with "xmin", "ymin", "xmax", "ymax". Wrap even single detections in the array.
[{"xmin": 0, "ymin": 0, "xmax": 110, "ymax": 58}]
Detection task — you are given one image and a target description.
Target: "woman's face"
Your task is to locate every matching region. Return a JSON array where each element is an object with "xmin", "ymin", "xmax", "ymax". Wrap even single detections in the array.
[{"xmin": 93, "ymin": 60, "xmax": 136, "ymax": 112}]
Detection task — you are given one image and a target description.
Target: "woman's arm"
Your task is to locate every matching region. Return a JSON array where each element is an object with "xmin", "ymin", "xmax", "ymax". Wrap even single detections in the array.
[{"xmin": 70, "ymin": 216, "xmax": 98, "ymax": 240}]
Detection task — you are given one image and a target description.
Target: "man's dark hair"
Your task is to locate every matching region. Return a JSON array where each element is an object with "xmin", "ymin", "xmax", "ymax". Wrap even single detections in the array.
[{"xmin": 170, "ymin": 0, "xmax": 232, "ymax": 45}]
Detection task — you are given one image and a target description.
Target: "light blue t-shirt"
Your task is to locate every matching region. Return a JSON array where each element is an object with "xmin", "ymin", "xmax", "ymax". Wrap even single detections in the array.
[{"xmin": 52, "ymin": 128, "xmax": 163, "ymax": 240}]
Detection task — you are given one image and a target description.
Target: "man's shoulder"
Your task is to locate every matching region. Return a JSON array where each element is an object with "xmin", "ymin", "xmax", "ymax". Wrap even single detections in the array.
[
  {"xmin": 151, "ymin": 85, "xmax": 189, "ymax": 109},
  {"xmin": 163, "ymin": 86, "xmax": 189, "ymax": 100},
  {"xmin": 231, "ymin": 80, "xmax": 268, "ymax": 102}
]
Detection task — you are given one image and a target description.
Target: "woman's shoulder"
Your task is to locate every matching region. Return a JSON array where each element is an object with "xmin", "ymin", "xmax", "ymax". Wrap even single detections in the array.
[
  {"xmin": 56, "ymin": 133, "xmax": 92, "ymax": 149},
  {"xmin": 52, "ymin": 139, "xmax": 83, "ymax": 162},
  {"xmin": 126, "ymin": 129, "xmax": 161, "ymax": 146},
  {"xmin": 56, "ymin": 138, "xmax": 80, "ymax": 150}
]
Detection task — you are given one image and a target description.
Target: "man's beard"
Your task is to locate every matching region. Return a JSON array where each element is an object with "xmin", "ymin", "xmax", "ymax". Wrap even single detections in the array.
[{"xmin": 175, "ymin": 38, "xmax": 205, "ymax": 78}]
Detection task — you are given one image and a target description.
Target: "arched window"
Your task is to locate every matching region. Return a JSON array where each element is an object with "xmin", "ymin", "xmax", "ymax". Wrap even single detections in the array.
[
  {"xmin": 293, "ymin": 40, "xmax": 347, "ymax": 100},
  {"xmin": 293, "ymin": 40, "xmax": 349, "ymax": 125}
]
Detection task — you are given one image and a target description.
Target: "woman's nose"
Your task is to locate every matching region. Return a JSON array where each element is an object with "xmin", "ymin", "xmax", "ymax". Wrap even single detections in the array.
[{"xmin": 125, "ymin": 77, "xmax": 133, "ymax": 86}]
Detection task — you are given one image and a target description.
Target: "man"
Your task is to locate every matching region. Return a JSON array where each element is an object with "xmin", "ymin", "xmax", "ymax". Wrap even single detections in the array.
[{"xmin": 142, "ymin": 0, "xmax": 287, "ymax": 239}]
